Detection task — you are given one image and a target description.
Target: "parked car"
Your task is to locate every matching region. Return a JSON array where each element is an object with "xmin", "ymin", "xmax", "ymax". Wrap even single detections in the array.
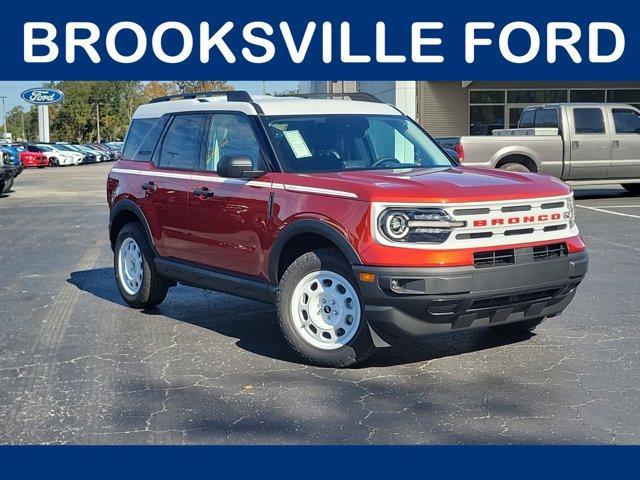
[
  {"xmin": 35, "ymin": 144, "xmax": 82, "ymax": 166},
  {"xmin": 1, "ymin": 148, "xmax": 19, "ymax": 193},
  {"xmin": 107, "ymin": 91, "xmax": 588, "ymax": 367},
  {"xmin": 89, "ymin": 143, "xmax": 116, "ymax": 160},
  {"xmin": 0, "ymin": 144, "xmax": 23, "ymax": 176},
  {"xmin": 77, "ymin": 144, "xmax": 107, "ymax": 162},
  {"xmin": 63, "ymin": 144, "xmax": 99, "ymax": 164},
  {"xmin": 104, "ymin": 142, "xmax": 124, "ymax": 159},
  {"xmin": 18, "ymin": 146, "xmax": 49, "ymax": 168},
  {"xmin": 0, "ymin": 165, "xmax": 15, "ymax": 194},
  {"xmin": 436, "ymin": 103, "xmax": 640, "ymax": 195}
]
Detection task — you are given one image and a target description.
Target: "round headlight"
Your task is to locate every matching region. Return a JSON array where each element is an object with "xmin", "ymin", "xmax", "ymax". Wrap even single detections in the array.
[{"xmin": 381, "ymin": 211, "xmax": 410, "ymax": 240}]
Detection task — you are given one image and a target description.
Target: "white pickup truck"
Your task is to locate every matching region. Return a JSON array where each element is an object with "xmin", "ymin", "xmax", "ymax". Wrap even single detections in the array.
[{"xmin": 437, "ymin": 103, "xmax": 640, "ymax": 195}]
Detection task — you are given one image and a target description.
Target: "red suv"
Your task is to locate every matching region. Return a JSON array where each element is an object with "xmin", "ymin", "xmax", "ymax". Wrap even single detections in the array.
[{"xmin": 107, "ymin": 91, "xmax": 588, "ymax": 367}]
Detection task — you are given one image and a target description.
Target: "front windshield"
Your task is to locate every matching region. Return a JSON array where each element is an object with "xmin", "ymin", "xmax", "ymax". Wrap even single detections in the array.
[
  {"xmin": 264, "ymin": 115, "xmax": 453, "ymax": 173},
  {"xmin": 38, "ymin": 145, "xmax": 53, "ymax": 152}
]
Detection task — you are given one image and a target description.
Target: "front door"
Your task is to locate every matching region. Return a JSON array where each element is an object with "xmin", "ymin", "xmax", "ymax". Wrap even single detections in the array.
[
  {"xmin": 608, "ymin": 107, "xmax": 640, "ymax": 179},
  {"xmin": 189, "ymin": 113, "xmax": 273, "ymax": 279},
  {"xmin": 567, "ymin": 106, "xmax": 612, "ymax": 180},
  {"xmin": 142, "ymin": 113, "xmax": 207, "ymax": 261}
]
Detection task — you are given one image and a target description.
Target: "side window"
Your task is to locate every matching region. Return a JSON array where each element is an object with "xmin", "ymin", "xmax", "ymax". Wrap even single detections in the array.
[
  {"xmin": 131, "ymin": 117, "xmax": 168, "ymax": 162},
  {"xmin": 573, "ymin": 108, "xmax": 605, "ymax": 134},
  {"xmin": 122, "ymin": 118, "xmax": 157, "ymax": 160},
  {"xmin": 204, "ymin": 114, "xmax": 262, "ymax": 172},
  {"xmin": 519, "ymin": 109, "xmax": 535, "ymax": 128},
  {"xmin": 159, "ymin": 114, "xmax": 207, "ymax": 170},
  {"xmin": 612, "ymin": 109, "xmax": 640, "ymax": 134},
  {"xmin": 542, "ymin": 108, "xmax": 559, "ymax": 129}
]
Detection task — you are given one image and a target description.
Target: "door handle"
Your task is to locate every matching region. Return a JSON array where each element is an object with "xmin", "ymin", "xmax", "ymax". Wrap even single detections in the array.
[
  {"xmin": 192, "ymin": 187, "xmax": 214, "ymax": 199},
  {"xmin": 571, "ymin": 141, "xmax": 580, "ymax": 150},
  {"xmin": 141, "ymin": 181, "xmax": 157, "ymax": 192},
  {"xmin": 613, "ymin": 140, "xmax": 621, "ymax": 149}
]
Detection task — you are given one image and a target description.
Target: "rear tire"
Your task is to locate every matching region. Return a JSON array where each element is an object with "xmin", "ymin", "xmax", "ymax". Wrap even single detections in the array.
[
  {"xmin": 622, "ymin": 184, "xmax": 640, "ymax": 195},
  {"xmin": 492, "ymin": 317, "xmax": 545, "ymax": 334},
  {"xmin": 498, "ymin": 162, "xmax": 531, "ymax": 173},
  {"xmin": 276, "ymin": 248, "xmax": 376, "ymax": 368},
  {"xmin": 114, "ymin": 222, "xmax": 168, "ymax": 309}
]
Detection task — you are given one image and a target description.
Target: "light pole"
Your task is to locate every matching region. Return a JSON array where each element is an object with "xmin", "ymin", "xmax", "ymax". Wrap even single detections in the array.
[
  {"xmin": 0, "ymin": 96, "xmax": 7, "ymax": 142},
  {"xmin": 96, "ymin": 103, "xmax": 101, "ymax": 143}
]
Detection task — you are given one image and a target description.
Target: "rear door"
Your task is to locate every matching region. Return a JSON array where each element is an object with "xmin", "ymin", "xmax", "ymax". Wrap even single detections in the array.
[
  {"xmin": 140, "ymin": 113, "xmax": 207, "ymax": 261},
  {"xmin": 188, "ymin": 113, "xmax": 273, "ymax": 279},
  {"xmin": 608, "ymin": 107, "xmax": 640, "ymax": 179},
  {"xmin": 567, "ymin": 106, "xmax": 611, "ymax": 180}
]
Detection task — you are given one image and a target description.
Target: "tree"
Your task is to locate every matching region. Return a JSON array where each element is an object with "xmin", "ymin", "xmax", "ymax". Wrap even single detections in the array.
[
  {"xmin": 48, "ymin": 81, "xmax": 146, "ymax": 141},
  {"xmin": 2, "ymin": 105, "xmax": 38, "ymax": 141},
  {"xmin": 141, "ymin": 81, "xmax": 179, "ymax": 102},
  {"xmin": 174, "ymin": 81, "xmax": 234, "ymax": 94}
]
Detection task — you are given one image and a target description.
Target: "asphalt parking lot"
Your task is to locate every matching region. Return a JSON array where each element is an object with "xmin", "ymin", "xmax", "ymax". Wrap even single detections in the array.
[{"xmin": 0, "ymin": 163, "xmax": 638, "ymax": 444}]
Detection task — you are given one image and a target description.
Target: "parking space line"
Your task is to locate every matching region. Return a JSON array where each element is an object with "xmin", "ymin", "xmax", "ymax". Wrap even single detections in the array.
[{"xmin": 576, "ymin": 204, "xmax": 640, "ymax": 219}]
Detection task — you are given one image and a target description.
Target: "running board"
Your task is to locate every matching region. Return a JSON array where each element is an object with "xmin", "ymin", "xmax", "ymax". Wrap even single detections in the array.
[{"xmin": 155, "ymin": 258, "xmax": 277, "ymax": 304}]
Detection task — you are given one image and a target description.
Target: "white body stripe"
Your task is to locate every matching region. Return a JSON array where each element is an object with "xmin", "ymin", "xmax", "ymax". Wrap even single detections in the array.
[{"xmin": 110, "ymin": 168, "xmax": 358, "ymax": 199}]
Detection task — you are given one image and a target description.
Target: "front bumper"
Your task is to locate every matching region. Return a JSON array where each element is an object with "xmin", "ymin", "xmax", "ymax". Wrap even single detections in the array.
[{"xmin": 354, "ymin": 251, "xmax": 588, "ymax": 339}]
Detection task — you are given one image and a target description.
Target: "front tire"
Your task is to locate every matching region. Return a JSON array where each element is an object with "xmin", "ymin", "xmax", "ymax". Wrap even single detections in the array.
[
  {"xmin": 622, "ymin": 184, "xmax": 640, "ymax": 195},
  {"xmin": 114, "ymin": 222, "xmax": 168, "ymax": 309},
  {"xmin": 276, "ymin": 248, "xmax": 376, "ymax": 367}
]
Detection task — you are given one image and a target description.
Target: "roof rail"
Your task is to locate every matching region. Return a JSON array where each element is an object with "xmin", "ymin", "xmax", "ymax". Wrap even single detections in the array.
[
  {"xmin": 149, "ymin": 90, "xmax": 253, "ymax": 104},
  {"xmin": 277, "ymin": 92, "xmax": 382, "ymax": 103}
]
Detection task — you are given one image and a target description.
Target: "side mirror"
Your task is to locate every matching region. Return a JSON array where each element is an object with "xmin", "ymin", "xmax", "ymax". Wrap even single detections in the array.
[{"xmin": 217, "ymin": 154, "xmax": 266, "ymax": 179}]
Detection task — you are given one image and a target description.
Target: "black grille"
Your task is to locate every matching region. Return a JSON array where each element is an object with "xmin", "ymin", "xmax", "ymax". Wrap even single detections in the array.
[
  {"xmin": 533, "ymin": 243, "xmax": 568, "ymax": 261},
  {"xmin": 473, "ymin": 249, "xmax": 515, "ymax": 268},
  {"xmin": 469, "ymin": 288, "xmax": 559, "ymax": 310}
]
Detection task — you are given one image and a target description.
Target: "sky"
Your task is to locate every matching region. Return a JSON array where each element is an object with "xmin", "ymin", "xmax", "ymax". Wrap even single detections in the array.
[{"xmin": 0, "ymin": 81, "xmax": 300, "ymax": 111}]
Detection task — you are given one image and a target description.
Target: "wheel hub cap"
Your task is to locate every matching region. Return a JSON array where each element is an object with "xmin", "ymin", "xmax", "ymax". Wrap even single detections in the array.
[
  {"xmin": 290, "ymin": 270, "xmax": 361, "ymax": 350},
  {"xmin": 118, "ymin": 237, "xmax": 143, "ymax": 295}
]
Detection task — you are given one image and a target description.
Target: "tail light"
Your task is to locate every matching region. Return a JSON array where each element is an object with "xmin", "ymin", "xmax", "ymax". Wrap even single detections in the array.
[{"xmin": 454, "ymin": 143, "xmax": 465, "ymax": 163}]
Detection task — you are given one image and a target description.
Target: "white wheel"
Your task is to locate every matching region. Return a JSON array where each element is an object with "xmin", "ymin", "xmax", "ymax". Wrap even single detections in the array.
[
  {"xmin": 117, "ymin": 237, "xmax": 144, "ymax": 295},
  {"xmin": 289, "ymin": 270, "xmax": 362, "ymax": 350}
]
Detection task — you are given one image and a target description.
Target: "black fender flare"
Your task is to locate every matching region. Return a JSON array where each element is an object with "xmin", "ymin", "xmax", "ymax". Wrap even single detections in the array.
[
  {"xmin": 268, "ymin": 220, "xmax": 362, "ymax": 283},
  {"xmin": 109, "ymin": 199, "xmax": 156, "ymax": 254}
]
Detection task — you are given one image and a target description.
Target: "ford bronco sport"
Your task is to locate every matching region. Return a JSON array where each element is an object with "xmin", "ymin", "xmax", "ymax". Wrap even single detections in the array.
[{"xmin": 107, "ymin": 91, "xmax": 588, "ymax": 367}]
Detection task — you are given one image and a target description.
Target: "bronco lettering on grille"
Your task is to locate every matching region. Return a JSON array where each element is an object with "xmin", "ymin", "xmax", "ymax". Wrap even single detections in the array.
[{"xmin": 473, "ymin": 213, "xmax": 562, "ymax": 228}]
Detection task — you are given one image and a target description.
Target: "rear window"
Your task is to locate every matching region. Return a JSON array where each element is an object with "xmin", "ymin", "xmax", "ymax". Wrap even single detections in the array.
[
  {"xmin": 612, "ymin": 109, "xmax": 640, "ymax": 134},
  {"xmin": 521, "ymin": 108, "xmax": 559, "ymax": 129},
  {"xmin": 518, "ymin": 110, "xmax": 535, "ymax": 128},
  {"xmin": 122, "ymin": 117, "xmax": 167, "ymax": 161},
  {"xmin": 574, "ymin": 108, "xmax": 605, "ymax": 134}
]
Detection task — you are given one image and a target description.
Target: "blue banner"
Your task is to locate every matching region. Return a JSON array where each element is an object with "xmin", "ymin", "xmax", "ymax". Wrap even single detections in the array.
[
  {"xmin": 0, "ymin": 445, "xmax": 637, "ymax": 477},
  {"xmin": 2, "ymin": 0, "xmax": 639, "ymax": 80}
]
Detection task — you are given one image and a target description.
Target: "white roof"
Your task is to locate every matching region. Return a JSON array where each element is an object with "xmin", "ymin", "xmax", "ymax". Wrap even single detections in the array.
[{"xmin": 133, "ymin": 94, "xmax": 402, "ymax": 119}]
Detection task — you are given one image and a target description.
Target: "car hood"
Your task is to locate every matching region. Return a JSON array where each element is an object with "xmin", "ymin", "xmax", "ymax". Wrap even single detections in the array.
[{"xmin": 283, "ymin": 167, "xmax": 571, "ymax": 203}]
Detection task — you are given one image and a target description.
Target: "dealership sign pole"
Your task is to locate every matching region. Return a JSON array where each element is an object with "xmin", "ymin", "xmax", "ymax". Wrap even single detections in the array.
[{"xmin": 21, "ymin": 88, "xmax": 64, "ymax": 142}]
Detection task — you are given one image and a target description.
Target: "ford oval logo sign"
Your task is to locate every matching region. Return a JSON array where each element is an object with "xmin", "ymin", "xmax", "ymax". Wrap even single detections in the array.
[{"xmin": 21, "ymin": 88, "xmax": 64, "ymax": 105}]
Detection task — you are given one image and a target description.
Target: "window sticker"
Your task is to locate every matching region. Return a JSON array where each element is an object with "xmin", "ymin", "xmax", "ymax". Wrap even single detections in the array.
[{"xmin": 283, "ymin": 130, "xmax": 312, "ymax": 159}]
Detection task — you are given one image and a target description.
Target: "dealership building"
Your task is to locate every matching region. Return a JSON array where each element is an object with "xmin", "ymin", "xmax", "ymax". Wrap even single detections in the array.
[{"xmin": 299, "ymin": 81, "xmax": 640, "ymax": 137}]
